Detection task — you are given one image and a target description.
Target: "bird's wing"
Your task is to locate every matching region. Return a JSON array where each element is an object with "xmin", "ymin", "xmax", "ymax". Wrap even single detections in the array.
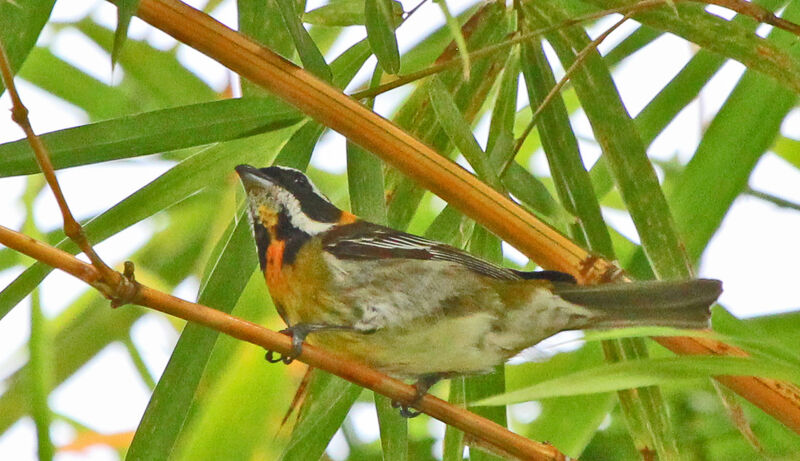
[{"xmin": 321, "ymin": 221, "xmax": 518, "ymax": 281}]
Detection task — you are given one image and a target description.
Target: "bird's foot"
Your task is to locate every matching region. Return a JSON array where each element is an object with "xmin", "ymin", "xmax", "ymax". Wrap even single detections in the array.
[
  {"xmin": 264, "ymin": 324, "xmax": 318, "ymax": 365},
  {"xmin": 264, "ymin": 323, "xmax": 354, "ymax": 365},
  {"xmin": 391, "ymin": 400, "xmax": 423, "ymax": 418},
  {"xmin": 390, "ymin": 373, "xmax": 444, "ymax": 418}
]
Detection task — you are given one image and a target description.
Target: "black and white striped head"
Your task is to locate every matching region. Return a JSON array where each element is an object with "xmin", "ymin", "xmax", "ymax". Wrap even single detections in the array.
[{"xmin": 235, "ymin": 165, "xmax": 345, "ymax": 237}]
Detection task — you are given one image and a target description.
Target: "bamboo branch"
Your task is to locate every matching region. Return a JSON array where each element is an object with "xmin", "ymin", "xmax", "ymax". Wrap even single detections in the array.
[
  {"xmin": 116, "ymin": 0, "xmax": 800, "ymax": 435},
  {"xmin": 0, "ymin": 223, "xmax": 567, "ymax": 461},
  {"xmin": 0, "ymin": 43, "xmax": 136, "ymax": 307}
]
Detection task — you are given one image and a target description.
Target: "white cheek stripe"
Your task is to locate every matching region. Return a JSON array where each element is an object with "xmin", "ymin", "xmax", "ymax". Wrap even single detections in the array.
[{"xmin": 279, "ymin": 188, "xmax": 336, "ymax": 235}]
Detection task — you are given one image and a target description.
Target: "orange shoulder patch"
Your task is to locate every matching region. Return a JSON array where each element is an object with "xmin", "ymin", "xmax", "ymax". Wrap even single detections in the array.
[{"xmin": 338, "ymin": 211, "xmax": 358, "ymax": 225}]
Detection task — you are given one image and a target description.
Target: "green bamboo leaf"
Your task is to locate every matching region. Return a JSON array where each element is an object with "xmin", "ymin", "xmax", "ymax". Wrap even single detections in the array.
[
  {"xmin": 500, "ymin": 163, "xmax": 574, "ymax": 227},
  {"xmin": 428, "ymin": 77, "xmax": 496, "ymax": 186},
  {"xmin": 330, "ymin": 39, "xmax": 373, "ymax": 89},
  {"xmin": 365, "ymin": 0, "xmax": 401, "ymax": 74},
  {"xmin": 304, "ymin": 0, "xmax": 402, "ymax": 27},
  {"xmin": 589, "ymin": 0, "xmax": 786, "ymax": 202},
  {"xmin": 19, "ymin": 47, "xmax": 138, "ymax": 120},
  {"xmin": 506, "ymin": 343, "xmax": 614, "ymax": 458},
  {"xmin": 524, "ymin": 0, "xmax": 690, "ymax": 280},
  {"xmin": 347, "ymin": 142, "xmax": 387, "ymax": 224},
  {"xmin": 280, "ymin": 370, "xmax": 363, "ymax": 461},
  {"xmin": 487, "ymin": 52, "xmax": 572, "ymax": 227},
  {"xmin": 625, "ymin": 0, "xmax": 800, "ymax": 277},
  {"xmin": 602, "ymin": 24, "xmax": 662, "ymax": 65},
  {"xmin": 424, "ymin": 204, "xmax": 474, "ymax": 246},
  {"xmin": 586, "ymin": 0, "xmax": 800, "ymax": 94},
  {"xmin": 238, "ymin": 0, "xmax": 294, "ymax": 96},
  {"xmin": 111, "ymin": 0, "xmax": 140, "ymax": 66},
  {"xmin": 637, "ymin": 0, "xmax": 785, "ymax": 147},
  {"xmin": 305, "ymin": 0, "xmax": 365, "ymax": 26},
  {"xmin": 465, "ymin": 227, "xmax": 507, "ymax": 461},
  {"xmin": 21, "ymin": 180, "xmax": 54, "ymax": 461},
  {"xmin": 168, "ymin": 268, "xmax": 288, "ymax": 461},
  {"xmin": 519, "ymin": 38, "xmax": 611, "ymax": 255},
  {"xmin": 374, "ymin": 394, "xmax": 408, "ymax": 461},
  {"xmin": 397, "ymin": 4, "xmax": 480, "ymax": 75},
  {"xmin": 773, "ymin": 135, "xmax": 800, "ymax": 169},
  {"xmin": 75, "ymin": 19, "xmax": 216, "ymax": 106},
  {"xmin": 434, "ymin": 0, "xmax": 470, "ymax": 79},
  {"xmin": 123, "ymin": 335, "xmax": 156, "ymax": 390},
  {"xmin": 127, "ymin": 212, "xmax": 257, "ymax": 460},
  {"xmin": 276, "ymin": 0, "xmax": 333, "ymax": 81},
  {"xmin": 0, "ymin": 99, "xmax": 300, "ymax": 178},
  {"xmin": 0, "ymin": 0, "xmax": 55, "ymax": 93},
  {"xmin": 273, "ymin": 120, "xmax": 326, "ymax": 171},
  {"xmin": 486, "ymin": 51, "xmax": 518, "ymax": 159},
  {"xmin": 347, "ymin": 69, "xmax": 388, "ymax": 225},
  {"xmin": 273, "ymin": 37, "xmax": 373, "ymax": 169},
  {"xmin": 442, "ymin": 377, "xmax": 466, "ymax": 461},
  {"xmin": 669, "ymin": 63, "xmax": 799, "ymax": 261},
  {"xmin": 477, "ymin": 356, "xmax": 800, "ymax": 406}
]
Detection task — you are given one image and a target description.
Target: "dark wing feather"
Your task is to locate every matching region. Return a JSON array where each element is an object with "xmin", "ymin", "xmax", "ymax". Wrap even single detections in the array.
[{"xmin": 322, "ymin": 221, "xmax": 526, "ymax": 281}]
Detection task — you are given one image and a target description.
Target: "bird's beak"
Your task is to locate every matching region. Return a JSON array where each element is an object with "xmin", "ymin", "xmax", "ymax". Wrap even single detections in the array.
[{"xmin": 235, "ymin": 164, "xmax": 272, "ymax": 191}]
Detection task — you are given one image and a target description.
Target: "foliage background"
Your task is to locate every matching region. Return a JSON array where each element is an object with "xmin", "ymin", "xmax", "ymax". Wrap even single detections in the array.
[{"xmin": 1, "ymin": 0, "xmax": 800, "ymax": 460}]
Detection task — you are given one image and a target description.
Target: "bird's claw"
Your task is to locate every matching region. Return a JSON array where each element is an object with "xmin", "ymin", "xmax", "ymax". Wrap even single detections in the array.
[
  {"xmin": 391, "ymin": 399, "xmax": 422, "ymax": 418},
  {"xmin": 264, "ymin": 327, "xmax": 303, "ymax": 365},
  {"xmin": 264, "ymin": 349, "xmax": 295, "ymax": 364}
]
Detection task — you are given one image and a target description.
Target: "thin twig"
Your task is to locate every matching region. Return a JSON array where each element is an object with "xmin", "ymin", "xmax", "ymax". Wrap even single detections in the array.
[
  {"xmin": 405, "ymin": 0, "xmax": 428, "ymax": 19},
  {"xmin": 0, "ymin": 42, "xmax": 137, "ymax": 307},
  {"xmin": 745, "ymin": 186, "xmax": 800, "ymax": 211},
  {"xmin": 707, "ymin": 0, "xmax": 800, "ymax": 36},
  {"xmin": 0, "ymin": 223, "xmax": 569, "ymax": 461}
]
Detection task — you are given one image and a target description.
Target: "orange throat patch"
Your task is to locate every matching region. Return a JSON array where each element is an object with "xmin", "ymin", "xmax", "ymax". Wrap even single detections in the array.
[{"xmin": 266, "ymin": 239, "xmax": 286, "ymax": 289}]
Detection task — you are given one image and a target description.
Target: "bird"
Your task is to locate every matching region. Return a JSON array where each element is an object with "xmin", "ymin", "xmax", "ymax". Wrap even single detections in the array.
[{"xmin": 234, "ymin": 164, "xmax": 722, "ymax": 416}]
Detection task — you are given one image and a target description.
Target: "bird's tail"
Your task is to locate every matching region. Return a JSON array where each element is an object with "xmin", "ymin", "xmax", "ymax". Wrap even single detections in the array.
[{"xmin": 554, "ymin": 278, "xmax": 722, "ymax": 329}]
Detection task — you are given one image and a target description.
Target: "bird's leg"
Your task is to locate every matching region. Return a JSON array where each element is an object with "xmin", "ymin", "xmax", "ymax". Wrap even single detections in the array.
[
  {"xmin": 265, "ymin": 323, "xmax": 356, "ymax": 364},
  {"xmin": 391, "ymin": 373, "xmax": 445, "ymax": 418}
]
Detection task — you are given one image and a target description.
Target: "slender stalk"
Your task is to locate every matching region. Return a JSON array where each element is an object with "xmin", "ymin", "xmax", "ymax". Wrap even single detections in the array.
[{"xmin": 745, "ymin": 186, "xmax": 800, "ymax": 211}]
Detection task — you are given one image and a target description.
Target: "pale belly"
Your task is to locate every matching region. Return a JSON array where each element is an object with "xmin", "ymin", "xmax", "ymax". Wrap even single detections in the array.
[{"xmin": 307, "ymin": 294, "xmax": 586, "ymax": 379}]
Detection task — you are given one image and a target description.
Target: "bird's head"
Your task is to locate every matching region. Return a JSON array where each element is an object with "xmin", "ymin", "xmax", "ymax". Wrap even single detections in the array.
[{"xmin": 235, "ymin": 164, "xmax": 352, "ymax": 239}]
